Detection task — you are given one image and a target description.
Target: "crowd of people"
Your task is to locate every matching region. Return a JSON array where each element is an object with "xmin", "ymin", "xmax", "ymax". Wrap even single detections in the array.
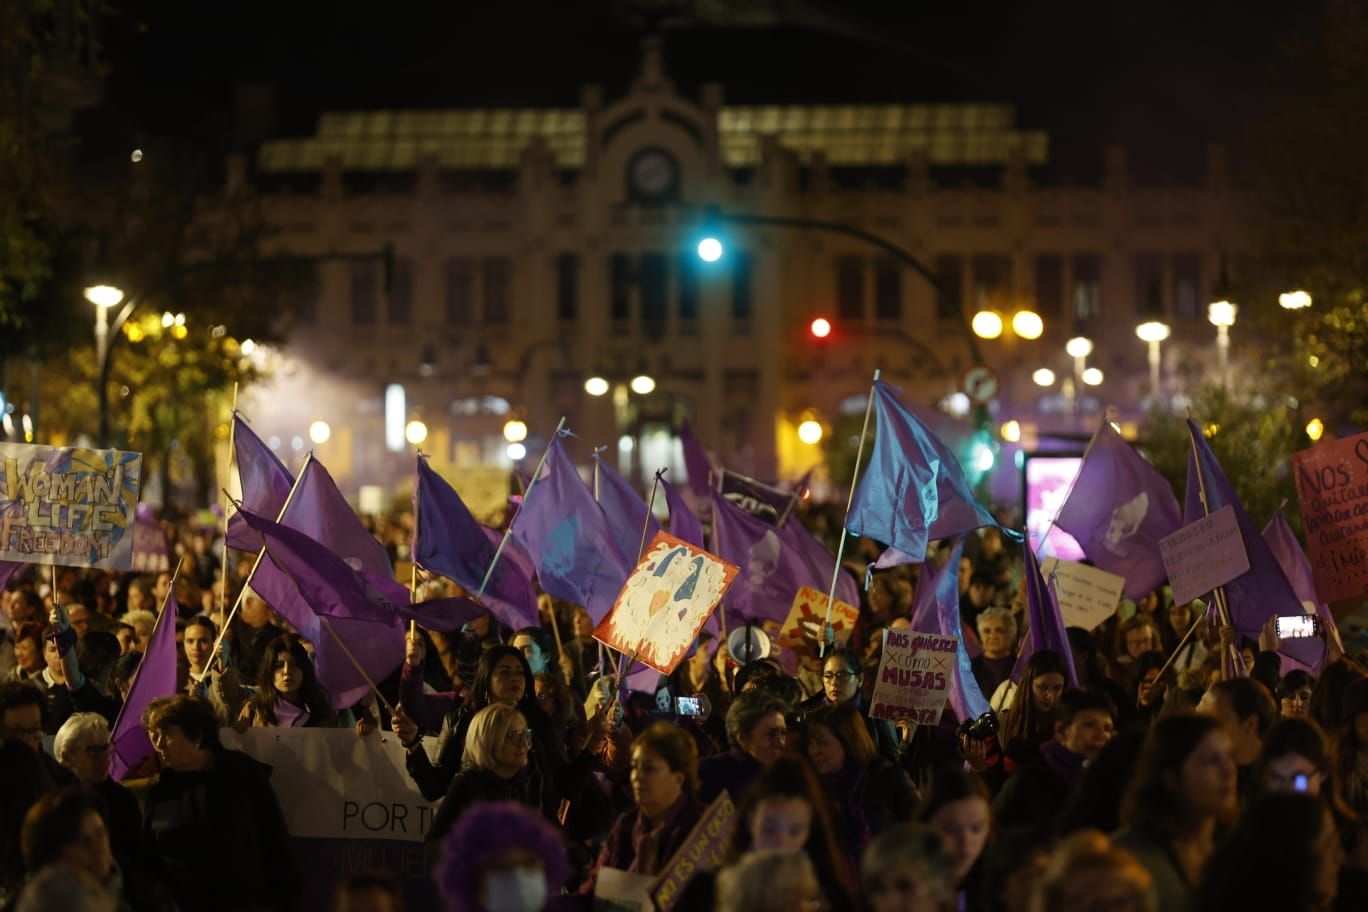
[{"xmin": 0, "ymin": 511, "xmax": 1366, "ymax": 912}]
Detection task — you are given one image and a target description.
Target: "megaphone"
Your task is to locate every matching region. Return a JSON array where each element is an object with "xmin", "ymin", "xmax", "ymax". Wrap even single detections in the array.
[{"xmin": 727, "ymin": 624, "xmax": 772, "ymax": 664}]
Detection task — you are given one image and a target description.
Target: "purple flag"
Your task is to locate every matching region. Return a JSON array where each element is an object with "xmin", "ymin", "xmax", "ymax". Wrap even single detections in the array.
[
  {"xmin": 680, "ymin": 420, "xmax": 715, "ymax": 497},
  {"xmin": 413, "ymin": 457, "xmax": 538, "ymax": 630},
  {"xmin": 512, "ymin": 435, "xmax": 630, "ymax": 623},
  {"xmin": 1056, "ymin": 422, "xmax": 1182, "ymax": 600},
  {"xmin": 785, "ymin": 515, "xmax": 860, "ymax": 609},
  {"xmin": 238, "ymin": 507, "xmax": 404, "ymax": 709},
  {"xmin": 846, "ymin": 381, "xmax": 1002, "ymax": 567},
  {"xmin": 1012, "ymin": 541, "xmax": 1079, "ymax": 685},
  {"xmin": 0, "ymin": 561, "xmax": 24, "ymax": 592},
  {"xmin": 594, "ymin": 454, "xmax": 661, "ymax": 567},
  {"xmin": 1264, "ymin": 507, "xmax": 1340, "ymax": 671},
  {"xmin": 225, "ymin": 415, "xmax": 295, "ymax": 551},
  {"xmin": 721, "ymin": 470, "xmax": 797, "ymax": 522},
  {"xmin": 663, "ymin": 477, "xmax": 704, "ymax": 550},
  {"xmin": 909, "ymin": 537, "xmax": 990, "ymax": 722},
  {"xmin": 108, "ymin": 592, "xmax": 179, "ymax": 780},
  {"xmin": 1183, "ymin": 419, "xmax": 1319, "ymax": 669}
]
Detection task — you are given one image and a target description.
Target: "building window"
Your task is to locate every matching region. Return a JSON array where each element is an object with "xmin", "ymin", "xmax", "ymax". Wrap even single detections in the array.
[
  {"xmin": 874, "ymin": 258, "xmax": 901, "ymax": 321},
  {"xmin": 641, "ymin": 253, "xmax": 668, "ymax": 341},
  {"xmin": 1072, "ymin": 254, "xmax": 1102, "ymax": 323},
  {"xmin": 445, "ymin": 258, "xmax": 473, "ymax": 323},
  {"xmin": 1034, "ymin": 255, "xmax": 1063, "ymax": 319},
  {"xmin": 677, "ymin": 254, "xmax": 699, "ymax": 326},
  {"xmin": 290, "ymin": 262, "xmax": 318, "ymax": 324},
  {"xmin": 610, "ymin": 253, "xmax": 632, "ymax": 333},
  {"xmin": 731, "ymin": 251, "xmax": 753, "ymax": 325},
  {"xmin": 836, "ymin": 256, "xmax": 863, "ymax": 319},
  {"xmin": 556, "ymin": 253, "xmax": 578, "ymax": 322},
  {"xmin": 1133, "ymin": 252, "xmax": 1164, "ymax": 319},
  {"xmin": 971, "ymin": 254, "xmax": 1011, "ymax": 311},
  {"xmin": 350, "ymin": 261, "xmax": 377, "ymax": 325},
  {"xmin": 934, "ymin": 254, "xmax": 964, "ymax": 320},
  {"xmin": 388, "ymin": 257, "xmax": 413, "ymax": 325},
  {"xmin": 483, "ymin": 257, "xmax": 511, "ymax": 324},
  {"xmin": 1172, "ymin": 253, "xmax": 1202, "ymax": 320}
]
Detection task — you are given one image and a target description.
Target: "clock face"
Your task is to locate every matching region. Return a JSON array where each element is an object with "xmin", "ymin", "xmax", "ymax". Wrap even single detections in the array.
[{"xmin": 629, "ymin": 148, "xmax": 678, "ymax": 202}]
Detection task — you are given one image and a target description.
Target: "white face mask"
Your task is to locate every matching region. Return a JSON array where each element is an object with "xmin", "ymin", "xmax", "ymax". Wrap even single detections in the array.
[{"xmin": 485, "ymin": 869, "xmax": 547, "ymax": 912}]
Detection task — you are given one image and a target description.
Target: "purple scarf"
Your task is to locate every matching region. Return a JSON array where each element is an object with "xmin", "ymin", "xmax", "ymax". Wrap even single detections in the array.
[{"xmin": 1039, "ymin": 740, "xmax": 1085, "ymax": 789}]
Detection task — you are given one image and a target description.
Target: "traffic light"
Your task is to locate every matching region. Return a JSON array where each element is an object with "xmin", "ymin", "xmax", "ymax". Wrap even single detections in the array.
[{"xmin": 809, "ymin": 317, "xmax": 832, "ymax": 340}]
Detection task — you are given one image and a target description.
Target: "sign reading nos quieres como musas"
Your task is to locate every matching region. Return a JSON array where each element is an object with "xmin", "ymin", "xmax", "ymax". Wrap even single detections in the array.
[
  {"xmin": 0, "ymin": 444, "xmax": 142, "ymax": 570},
  {"xmin": 869, "ymin": 630, "xmax": 959, "ymax": 725}
]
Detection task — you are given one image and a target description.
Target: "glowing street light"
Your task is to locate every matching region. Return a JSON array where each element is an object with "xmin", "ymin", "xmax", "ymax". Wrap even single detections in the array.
[
  {"xmin": 696, "ymin": 237, "xmax": 724, "ymax": 263},
  {"xmin": 1011, "ymin": 310, "xmax": 1044, "ymax": 340},
  {"xmin": 405, "ymin": 420, "xmax": 428, "ymax": 445},
  {"xmin": 809, "ymin": 317, "xmax": 832, "ymax": 339},
  {"xmin": 503, "ymin": 419, "xmax": 528, "ymax": 443},
  {"xmin": 971, "ymin": 311, "xmax": 1004, "ymax": 340},
  {"xmin": 630, "ymin": 374, "xmax": 656, "ymax": 395},
  {"xmin": 84, "ymin": 285, "xmax": 125, "ymax": 309},
  {"xmin": 797, "ymin": 419, "xmax": 823, "ymax": 445},
  {"xmin": 1082, "ymin": 367, "xmax": 1104, "ymax": 386},
  {"xmin": 1032, "ymin": 368, "xmax": 1056, "ymax": 387},
  {"xmin": 1135, "ymin": 321, "xmax": 1171, "ymax": 401},
  {"xmin": 308, "ymin": 421, "xmax": 331, "ymax": 445},
  {"xmin": 1279, "ymin": 290, "xmax": 1312, "ymax": 310},
  {"xmin": 1208, "ymin": 300, "xmax": 1238, "ymax": 381},
  {"xmin": 584, "ymin": 376, "xmax": 609, "ymax": 397},
  {"xmin": 1000, "ymin": 420, "xmax": 1022, "ymax": 443},
  {"xmin": 1306, "ymin": 418, "xmax": 1325, "ymax": 441},
  {"xmin": 507, "ymin": 442, "xmax": 527, "ymax": 461},
  {"xmin": 1065, "ymin": 337, "xmax": 1093, "ymax": 359}
]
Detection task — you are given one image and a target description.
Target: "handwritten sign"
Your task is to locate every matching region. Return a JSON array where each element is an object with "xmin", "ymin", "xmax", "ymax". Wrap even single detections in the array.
[
  {"xmin": 778, "ymin": 585, "xmax": 859, "ymax": 649},
  {"xmin": 1158, "ymin": 505, "xmax": 1250, "ymax": 605},
  {"xmin": 0, "ymin": 444, "xmax": 142, "ymax": 570},
  {"xmin": 868, "ymin": 630, "xmax": 958, "ymax": 724},
  {"xmin": 1040, "ymin": 558, "xmax": 1126, "ymax": 630},
  {"xmin": 651, "ymin": 791, "xmax": 736, "ymax": 912},
  {"xmin": 594, "ymin": 869, "xmax": 657, "ymax": 912},
  {"xmin": 1292, "ymin": 432, "xmax": 1368, "ymax": 604},
  {"xmin": 595, "ymin": 532, "xmax": 738, "ymax": 675}
]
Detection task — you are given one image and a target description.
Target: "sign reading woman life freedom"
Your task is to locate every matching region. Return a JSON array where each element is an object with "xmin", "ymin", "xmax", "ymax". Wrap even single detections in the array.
[
  {"xmin": 0, "ymin": 443, "xmax": 143, "ymax": 570},
  {"xmin": 594, "ymin": 531, "xmax": 739, "ymax": 675}
]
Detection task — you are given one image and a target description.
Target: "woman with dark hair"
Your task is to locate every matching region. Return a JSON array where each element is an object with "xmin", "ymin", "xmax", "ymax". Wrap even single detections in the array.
[
  {"xmin": 994, "ymin": 649, "xmax": 1069, "ymax": 783},
  {"xmin": 698, "ymin": 688, "xmax": 791, "ymax": 803},
  {"xmin": 15, "ymin": 787, "xmax": 118, "ymax": 911},
  {"xmin": 182, "ymin": 615, "xmax": 244, "ymax": 724},
  {"xmin": 1335, "ymin": 677, "xmax": 1368, "ymax": 820},
  {"xmin": 1309, "ymin": 658, "xmax": 1365, "ymax": 734},
  {"xmin": 914, "ymin": 769, "xmax": 993, "ymax": 912},
  {"xmin": 803, "ymin": 702, "xmax": 917, "ymax": 857},
  {"xmin": 1197, "ymin": 793, "xmax": 1342, "ymax": 912},
  {"xmin": 1066, "ymin": 627, "xmax": 1131, "ymax": 724},
  {"xmin": 1111, "ymin": 616, "xmax": 1162, "ymax": 691},
  {"xmin": 1112, "ymin": 713, "xmax": 1238, "ymax": 912},
  {"xmin": 799, "ymin": 647, "xmax": 900, "ymax": 763},
  {"xmin": 1160, "ymin": 599, "xmax": 1207, "ymax": 675},
  {"xmin": 7, "ymin": 623, "xmax": 44, "ymax": 683},
  {"xmin": 1278, "ymin": 669, "xmax": 1317, "ymax": 719},
  {"xmin": 237, "ymin": 633, "xmax": 338, "ymax": 728}
]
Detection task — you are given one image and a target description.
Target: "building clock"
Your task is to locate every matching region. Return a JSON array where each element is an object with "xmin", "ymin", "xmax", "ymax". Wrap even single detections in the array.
[{"xmin": 627, "ymin": 147, "xmax": 679, "ymax": 204}]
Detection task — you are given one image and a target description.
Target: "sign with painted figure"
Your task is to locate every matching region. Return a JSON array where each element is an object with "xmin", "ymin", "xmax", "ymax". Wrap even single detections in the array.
[
  {"xmin": 221, "ymin": 727, "xmax": 434, "ymax": 842},
  {"xmin": 778, "ymin": 585, "xmax": 859, "ymax": 649},
  {"xmin": 651, "ymin": 791, "xmax": 737, "ymax": 912},
  {"xmin": 1292, "ymin": 431, "xmax": 1368, "ymax": 605},
  {"xmin": 595, "ymin": 531, "xmax": 739, "ymax": 675},
  {"xmin": 868, "ymin": 629, "xmax": 959, "ymax": 725},
  {"xmin": 0, "ymin": 443, "xmax": 142, "ymax": 569},
  {"xmin": 1158, "ymin": 505, "xmax": 1251, "ymax": 605},
  {"xmin": 1040, "ymin": 557, "xmax": 1126, "ymax": 630}
]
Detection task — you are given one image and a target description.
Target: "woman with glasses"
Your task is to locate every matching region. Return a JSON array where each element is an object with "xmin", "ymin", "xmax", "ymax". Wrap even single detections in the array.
[
  {"xmin": 699, "ymin": 688, "xmax": 791, "ymax": 803},
  {"xmin": 799, "ymin": 648, "xmax": 901, "ymax": 764}
]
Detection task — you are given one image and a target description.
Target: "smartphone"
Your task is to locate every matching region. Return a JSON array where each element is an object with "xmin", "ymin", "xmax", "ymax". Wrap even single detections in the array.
[
  {"xmin": 675, "ymin": 696, "xmax": 702, "ymax": 717},
  {"xmin": 1293, "ymin": 773, "xmax": 1310, "ymax": 793},
  {"xmin": 1276, "ymin": 615, "xmax": 1322, "ymax": 639}
]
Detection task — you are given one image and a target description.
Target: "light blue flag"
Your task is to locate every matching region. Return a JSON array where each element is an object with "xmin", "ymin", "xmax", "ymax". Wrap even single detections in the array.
[
  {"xmin": 908, "ymin": 536, "xmax": 990, "ymax": 722},
  {"xmin": 846, "ymin": 381, "xmax": 1004, "ymax": 567}
]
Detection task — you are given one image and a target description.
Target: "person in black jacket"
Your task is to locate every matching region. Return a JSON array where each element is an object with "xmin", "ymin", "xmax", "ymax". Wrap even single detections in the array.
[
  {"xmin": 798, "ymin": 648, "xmax": 900, "ymax": 764},
  {"xmin": 140, "ymin": 694, "xmax": 296, "ymax": 912}
]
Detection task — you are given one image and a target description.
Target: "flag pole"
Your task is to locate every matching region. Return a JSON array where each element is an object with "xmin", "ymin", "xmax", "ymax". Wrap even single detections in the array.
[
  {"xmin": 1033, "ymin": 406, "xmax": 1110, "ymax": 560},
  {"xmin": 218, "ymin": 385, "xmax": 239, "ymax": 616},
  {"xmin": 477, "ymin": 417, "xmax": 566, "ymax": 603},
  {"xmin": 635, "ymin": 469, "xmax": 665, "ymax": 563},
  {"xmin": 409, "ymin": 452, "xmax": 421, "ymax": 639},
  {"xmin": 823, "ymin": 369, "xmax": 879, "ymax": 654},
  {"xmin": 1186, "ymin": 418, "xmax": 1239, "ymax": 675},
  {"xmin": 198, "ymin": 455, "xmax": 313, "ymax": 682}
]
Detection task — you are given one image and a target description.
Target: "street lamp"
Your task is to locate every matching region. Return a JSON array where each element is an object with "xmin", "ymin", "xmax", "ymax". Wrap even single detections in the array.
[
  {"xmin": 1135, "ymin": 321, "xmax": 1171, "ymax": 403},
  {"xmin": 971, "ymin": 311, "xmax": 1004, "ymax": 340},
  {"xmin": 502, "ymin": 419, "xmax": 528, "ymax": 443},
  {"xmin": 405, "ymin": 419, "xmax": 428, "ymax": 446},
  {"xmin": 797, "ymin": 418, "xmax": 823, "ymax": 445},
  {"xmin": 1208, "ymin": 300, "xmax": 1238, "ymax": 382},
  {"xmin": 1279, "ymin": 290, "xmax": 1312, "ymax": 310},
  {"xmin": 629, "ymin": 374, "xmax": 656, "ymax": 395},
  {"xmin": 1064, "ymin": 336, "xmax": 1093, "ymax": 415},
  {"xmin": 1082, "ymin": 367, "xmax": 1105, "ymax": 386},
  {"xmin": 696, "ymin": 237, "xmax": 724, "ymax": 263},
  {"xmin": 308, "ymin": 421, "xmax": 331, "ymax": 444},
  {"xmin": 1011, "ymin": 310, "xmax": 1044, "ymax": 340},
  {"xmin": 84, "ymin": 284, "xmax": 136, "ymax": 446},
  {"xmin": 1032, "ymin": 368, "xmax": 1056, "ymax": 387},
  {"xmin": 584, "ymin": 376, "xmax": 609, "ymax": 397}
]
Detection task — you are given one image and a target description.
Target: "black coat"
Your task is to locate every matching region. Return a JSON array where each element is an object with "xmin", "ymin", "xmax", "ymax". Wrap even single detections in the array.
[
  {"xmin": 142, "ymin": 746, "xmax": 296, "ymax": 912},
  {"xmin": 798, "ymin": 692, "xmax": 902, "ymax": 764},
  {"xmin": 424, "ymin": 766, "xmax": 543, "ymax": 863}
]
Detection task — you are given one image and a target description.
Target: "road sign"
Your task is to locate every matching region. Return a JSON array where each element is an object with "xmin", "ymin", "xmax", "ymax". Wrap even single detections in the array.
[{"xmin": 960, "ymin": 364, "xmax": 1001, "ymax": 404}]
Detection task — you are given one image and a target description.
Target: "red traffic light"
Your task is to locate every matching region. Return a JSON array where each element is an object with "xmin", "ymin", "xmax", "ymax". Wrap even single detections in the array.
[{"xmin": 809, "ymin": 317, "xmax": 832, "ymax": 339}]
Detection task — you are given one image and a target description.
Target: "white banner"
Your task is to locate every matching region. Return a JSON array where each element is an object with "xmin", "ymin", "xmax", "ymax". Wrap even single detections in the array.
[{"xmin": 221, "ymin": 727, "xmax": 434, "ymax": 843}]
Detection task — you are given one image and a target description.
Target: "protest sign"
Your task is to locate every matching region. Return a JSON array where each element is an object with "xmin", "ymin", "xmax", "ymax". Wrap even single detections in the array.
[
  {"xmin": 1040, "ymin": 558, "xmax": 1126, "ymax": 630},
  {"xmin": 868, "ymin": 630, "xmax": 959, "ymax": 724},
  {"xmin": 1292, "ymin": 431, "xmax": 1368, "ymax": 605},
  {"xmin": 777, "ymin": 585, "xmax": 859, "ymax": 648},
  {"xmin": 0, "ymin": 443, "xmax": 142, "ymax": 569},
  {"xmin": 1158, "ymin": 505, "xmax": 1250, "ymax": 605},
  {"xmin": 651, "ymin": 791, "xmax": 736, "ymax": 912},
  {"xmin": 595, "ymin": 531, "xmax": 738, "ymax": 674},
  {"xmin": 131, "ymin": 513, "xmax": 170, "ymax": 574},
  {"xmin": 594, "ymin": 869, "xmax": 658, "ymax": 911}
]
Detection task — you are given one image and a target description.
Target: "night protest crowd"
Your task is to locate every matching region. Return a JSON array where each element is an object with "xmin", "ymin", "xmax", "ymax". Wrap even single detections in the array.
[{"xmin": 0, "ymin": 423, "xmax": 1366, "ymax": 912}]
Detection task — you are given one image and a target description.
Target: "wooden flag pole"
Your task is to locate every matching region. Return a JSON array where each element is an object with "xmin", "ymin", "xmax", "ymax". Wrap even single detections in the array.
[
  {"xmin": 476, "ymin": 417, "xmax": 566, "ymax": 603},
  {"xmin": 823, "ymin": 369, "xmax": 879, "ymax": 654},
  {"xmin": 218, "ymin": 384, "xmax": 239, "ymax": 616}
]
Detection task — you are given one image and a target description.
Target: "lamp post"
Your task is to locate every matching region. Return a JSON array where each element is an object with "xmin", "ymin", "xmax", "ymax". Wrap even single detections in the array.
[
  {"xmin": 1207, "ymin": 300, "xmax": 1237, "ymax": 383},
  {"xmin": 1135, "ymin": 321, "xmax": 1171, "ymax": 405},
  {"xmin": 1065, "ymin": 336, "xmax": 1093, "ymax": 413},
  {"xmin": 84, "ymin": 285, "xmax": 135, "ymax": 447}
]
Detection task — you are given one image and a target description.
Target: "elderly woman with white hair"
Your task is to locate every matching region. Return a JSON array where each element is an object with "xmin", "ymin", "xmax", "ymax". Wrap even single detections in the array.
[
  {"xmin": 970, "ymin": 605, "xmax": 1019, "ymax": 700},
  {"xmin": 53, "ymin": 713, "xmax": 143, "ymax": 893}
]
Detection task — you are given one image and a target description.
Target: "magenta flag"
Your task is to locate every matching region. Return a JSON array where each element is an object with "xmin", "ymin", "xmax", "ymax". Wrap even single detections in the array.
[
  {"xmin": 1011, "ymin": 541, "xmax": 1079, "ymax": 685},
  {"xmin": 412, "ymin": 457, "xmax": 538, "ymax": 630},
  {"xmin": 225, "ymin": 415, "xmax": 295, "ymax": 551},
  {"xmin": 108, "ymin": 592, "xmax": 179, "ymax": 780},
  {"xmin": 909, "ymin": 537, "xmax": 990, "ymax": 722},
  {"xmin": 1056, "ymin": 422, "xmax": 1181, "ymax": 600}
]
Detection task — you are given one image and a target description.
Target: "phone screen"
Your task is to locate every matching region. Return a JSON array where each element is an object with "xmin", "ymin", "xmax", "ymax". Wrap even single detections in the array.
[
  {"xmin": 675, "ymin": 696, "xmax": 701, "ymax": 717},
  {"xmin": 1294, "ymin": 773, "xmax": 1310, "ymax": 793},
  {"xmin": 1276, "ymin": 615, "xmax": 1319, "ymax": 639}
]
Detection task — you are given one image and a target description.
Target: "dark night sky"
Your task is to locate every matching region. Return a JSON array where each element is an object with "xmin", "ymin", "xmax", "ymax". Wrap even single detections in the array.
[{"xmin": 93, "ymin": 0, "xmax": 1324, "ymax": 182}]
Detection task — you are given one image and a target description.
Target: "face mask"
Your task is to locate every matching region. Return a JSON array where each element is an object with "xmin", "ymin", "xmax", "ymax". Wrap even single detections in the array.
[{"xmin": 485, "ymin": 869, "xmax": 547, "ymax": 912}]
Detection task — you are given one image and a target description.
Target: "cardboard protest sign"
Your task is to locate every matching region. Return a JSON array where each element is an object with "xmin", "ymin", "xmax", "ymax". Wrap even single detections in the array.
[
  {"xmin": 651, "ymin": 791, "xmax": 736, "ymax": 912},
  {"xmin": 0, "ymin": 443, "xmax": 142, "ymax": 569},
  {"xmin": 593, "ymin": 869, "xmax": 657, "ymax": 912},
  {"xmin": 1292, "ymin": 431, "xmax": 1368, "ymax": 605},
  {"xmin": 595, "ymin": 531, "xmax": 738, "ymax": 675},
  {"xmin": 869, "ymin": 629, "xmax": 959, "ymax": 725},
  {"xmin": 778, "ymin": 585, "xmax": 860, "ymax": 649},
  {"xmin": 1040, "ymin": 558, "xmax": 1126, "ymax": 630},
  {"xmin": 1158, "ymin": 505, "xmax": 1250, "ymax": 605}
]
